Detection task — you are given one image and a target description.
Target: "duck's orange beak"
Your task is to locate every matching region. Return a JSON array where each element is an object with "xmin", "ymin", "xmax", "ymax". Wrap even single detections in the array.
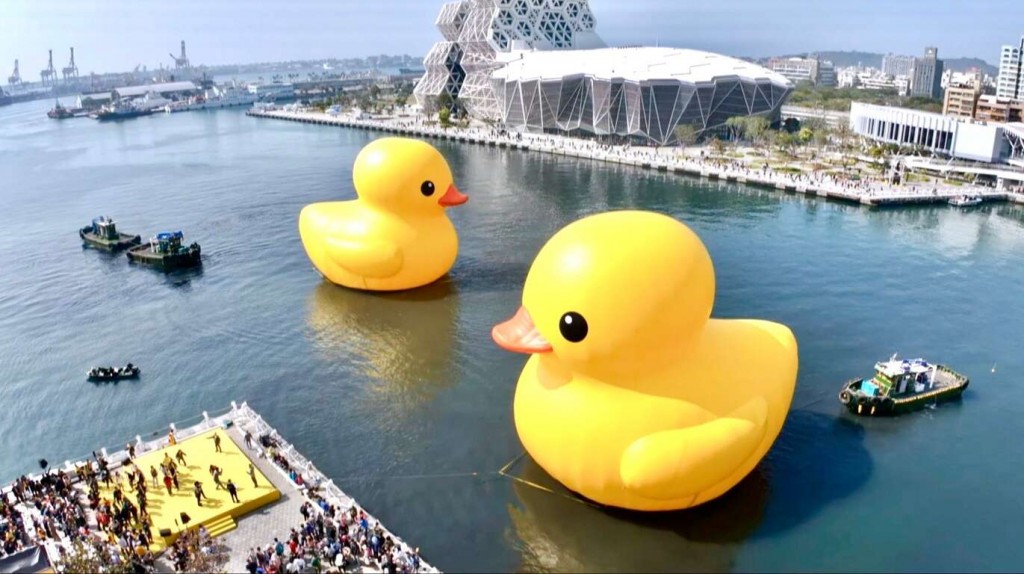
[
  {"xmin": 492, "ymin": 306, "xmax": 552, "ymax": 354},
  {"xmin": 438, "ymin": 183, "xmax": 468, "ymax": 207}
]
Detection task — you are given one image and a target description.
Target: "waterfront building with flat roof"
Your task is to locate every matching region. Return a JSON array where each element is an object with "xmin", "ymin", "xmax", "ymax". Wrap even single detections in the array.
[
  {"xmin": 850, "ymin": 101, "xmax": 1011, "ymax": 164},
  {"xmin": 996, "ymin": 36, "xmax": 1024, "ymax": 101}
]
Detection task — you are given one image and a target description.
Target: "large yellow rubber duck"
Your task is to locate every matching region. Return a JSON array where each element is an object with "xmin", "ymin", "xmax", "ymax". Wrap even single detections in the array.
[
  {"xmin": 299, "ymin": 137, "xmax": 467, "ymax": 291},
  {"xmin": 492, "ymin": 210, "xmax": 798, "ymax": 511}
]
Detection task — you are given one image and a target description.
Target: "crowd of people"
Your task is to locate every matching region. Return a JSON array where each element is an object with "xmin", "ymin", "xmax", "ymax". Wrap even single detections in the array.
[
  {"xmin": 0, "ymin": 455, "xmax": 160, "ymax": 572},
  {"xmin": 250, "ymin": 433, "xmax": 427, "ymax": 573},
  {"xmin": 297, "ymin": 109, "xmax": 1007, "ymax": 203},
  {"xmin": 244, "ymin": 500, "xmax": 424, "ymax": 574}
]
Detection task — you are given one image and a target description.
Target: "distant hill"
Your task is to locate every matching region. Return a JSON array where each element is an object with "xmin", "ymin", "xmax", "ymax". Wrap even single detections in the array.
[{"xmin": 766, "ymin": 50, "xmax": 998, "ymax": 76}]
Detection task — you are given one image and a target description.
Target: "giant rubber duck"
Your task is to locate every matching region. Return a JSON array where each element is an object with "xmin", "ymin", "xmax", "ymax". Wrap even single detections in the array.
[
  {"xmin": 491, "ymin": 210, "xmax": 798, "ymax": 511},
  {"xmin": 299, "ymin": 137, "xmax": 467, "ymax": 291}
]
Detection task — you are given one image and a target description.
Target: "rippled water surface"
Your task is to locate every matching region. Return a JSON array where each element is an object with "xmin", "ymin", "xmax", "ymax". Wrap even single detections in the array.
[{"xmin": 3, "ymin": 99, "xmax": 1024, "ymax": 572}]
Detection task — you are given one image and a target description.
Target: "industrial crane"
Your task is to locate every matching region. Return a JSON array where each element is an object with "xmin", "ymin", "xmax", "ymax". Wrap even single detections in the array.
[
  {"xmin": 8, "ymin": 59, "xmax": 21, "ymax": 86},
  {"xmin": 62, "ymin": 47, "xmax": 79, "ymax": 81},
  {"xmin": 169, "ymin": 41, "xmax": 190, "ymax": 69},
  {"xmin": 40, "ymin": 49, "xmax": 57, "ymax": 85}
]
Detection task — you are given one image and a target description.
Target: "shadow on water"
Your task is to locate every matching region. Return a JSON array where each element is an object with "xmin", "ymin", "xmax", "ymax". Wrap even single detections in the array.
[
  {"xmin": 304, "ymin": 279, "xmax": 461, "ymax": 406},
  {"xmin": 162, "ymin": 265, "xmax": 204, "ymax": 288},
  {"xmin": 447, "ymin": 256, "xmax": 530, "ymax": 294},
  {"xmin": 505, "ymin": 410, "xmax": 872, "ymax": 573}
]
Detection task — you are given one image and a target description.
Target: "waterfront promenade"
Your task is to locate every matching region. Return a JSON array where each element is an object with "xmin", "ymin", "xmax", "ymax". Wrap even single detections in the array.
[
  {"xmin": 0, "ymin": 402, "xmax": 437, "ymax": 573},
  {"xmin": 247, "ymin": 108, "xmax": 1021, "ymax": 208}
]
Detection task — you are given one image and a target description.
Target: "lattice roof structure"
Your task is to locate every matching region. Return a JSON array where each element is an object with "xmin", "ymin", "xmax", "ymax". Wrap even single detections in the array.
[
  {"xmin": 490, "ymin": 47, "xmax": 793, "ymax": 145},
  {"xmin": 414, "ymin": 0, "xmax": 605, "ymax": 117}
]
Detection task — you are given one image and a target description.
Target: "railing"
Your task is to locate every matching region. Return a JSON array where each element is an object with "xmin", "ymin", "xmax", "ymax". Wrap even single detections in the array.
[
  {"xmin": 225, "ymin": 402, "xmax": 438, "ymax": 573},
  {"xmin": 4, "ymin": 402, "xmax": 439, "ymax": 573}
]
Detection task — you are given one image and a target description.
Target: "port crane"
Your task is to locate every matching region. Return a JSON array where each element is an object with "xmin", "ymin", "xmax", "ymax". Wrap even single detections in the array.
[
  {"xmin": 8, "ymin": 59, "xmax": 20, "ymax": 86},
  {"xmin": 62, "ymin": 47, "xmax": 79, "ymax": 81},
  {"xmin": 170, "ymin": 41, "xmax": 190, "ymax": 69},
  {"xmin": 40, "ymin": 49, "xmax": 57, "ymax": 85}
]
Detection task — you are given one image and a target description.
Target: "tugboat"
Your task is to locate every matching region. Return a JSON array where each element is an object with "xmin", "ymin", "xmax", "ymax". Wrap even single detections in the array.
[
  {"xmin": 47, "ymin": 99, "xmax": 75, "ymax": 119},
  {"xmin": 79, "ymin": 216, "xmax": 142, "ymax": 251},
  {"xmin": 839, "ymin": 355, "xmax": 969, "ymax": 417},
  {"xmin": 126, "ymin": 231, "xmax": 202, "ymax": 271},
  {"xmin": 87, "ymin": 363, "xmax": 140, "ymax": 382}
]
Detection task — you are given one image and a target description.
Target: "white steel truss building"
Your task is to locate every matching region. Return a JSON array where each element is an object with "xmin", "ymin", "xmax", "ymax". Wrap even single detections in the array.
[
  {"xmin": 491, "ymin": 47, "xmax": 792, "ymax": 145},
  {"xmin": 414, "ymin": 1, "xmax": 792, "ymax": 144}
]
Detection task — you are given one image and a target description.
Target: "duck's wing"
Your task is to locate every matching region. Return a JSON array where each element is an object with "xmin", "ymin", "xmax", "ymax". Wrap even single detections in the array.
[
  {"xmin": 618, "ymin": 397, "xmax": 767, "ymax": 500},
  {"xmin": 325, "ymin": 236, "xmax": 403, "ymax": 279}
]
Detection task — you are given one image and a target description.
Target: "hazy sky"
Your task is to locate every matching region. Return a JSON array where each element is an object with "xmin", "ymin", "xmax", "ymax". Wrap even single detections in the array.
[{"xmin": 2, "ymin": 0, "xmax": 1021, "ymax": 77}]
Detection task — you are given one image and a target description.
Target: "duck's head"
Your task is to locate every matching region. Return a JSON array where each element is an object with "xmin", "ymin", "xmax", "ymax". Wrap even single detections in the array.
[
  {"xmin": 492, "ymin": 211, "xmax": 715, "ymax": 381},
  {"xmin": 352, "ymin": 137, "xmax": 467, "ymax": 216}
]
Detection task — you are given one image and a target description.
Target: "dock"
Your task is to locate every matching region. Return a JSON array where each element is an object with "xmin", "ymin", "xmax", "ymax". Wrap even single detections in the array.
[
  {"xmin": 247, "ymin": 108, "xmax": 1022, "ymax": 208},
  {"xmin": 0, "ymin": 402, "xmax": 438, "ymax": 573}
]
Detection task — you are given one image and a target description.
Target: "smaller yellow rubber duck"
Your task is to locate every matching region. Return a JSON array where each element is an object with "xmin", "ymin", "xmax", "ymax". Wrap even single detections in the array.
[
  {"xmin": 492, "ymin": 210, "xmax": 798, "ymax": 511},
  {"xmin": 299, "ymin": 137, "xmax": 467, "ymax": 291}
]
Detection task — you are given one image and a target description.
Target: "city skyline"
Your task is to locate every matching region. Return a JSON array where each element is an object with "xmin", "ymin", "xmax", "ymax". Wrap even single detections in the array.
[{"xmin": 1, "ymin": 0, "xmax": 1021, "ymax": 78}]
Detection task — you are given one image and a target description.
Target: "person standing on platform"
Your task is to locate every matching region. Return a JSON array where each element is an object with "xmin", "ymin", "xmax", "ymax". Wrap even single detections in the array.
[
  {"xmin": 168, "ymin": 429, "xmax": 176, "ymax": 446},
  {"xmin": 163, "ymin": 474, "xmax": 173, "ymax": 496},
  {"xmin": 244, "ymin": 431, "xmax": 253, "ymax": 450},
  {"xmin": 193, "ymin": 481, "xmax": 207, "ymax": 507},
  {"xmin": 170, "ymin": 466, "xmax": 180, "ymax": 491},
  {"xmin": 227, "ymin": 479, "xmax": 240, "ymax": 503},
  {"xmin": 213, "ymin": 433, "xmax": 223, "ymax": 453},
  {"xmin": 149, "ymin": 466, "xmax": 158, "ymax": 487},
  {"xmin": 126, "ymin": 442, "xmax": 136, "ymax": 460},
  {"xmin": 175, "ymin": 449, "xmax": 187, "ymax": 467},
  {"xmin": 247, "ymin": 463, "xmax": 258, "ymax": 488}
]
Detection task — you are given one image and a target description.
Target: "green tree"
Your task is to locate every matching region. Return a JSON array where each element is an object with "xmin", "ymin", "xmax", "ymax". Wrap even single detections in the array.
[
  {"xmin": 724, "ymin": 116, "xmax": 748, "ymax": 141},
  {"xmin": 435, "ymin": 91, "xmax": 453, "ymax": 116},
  {"xmin": 674, "ymin": 123, "xmax": 698, "ymax": 146},
  {"xmin": 438, "ymin": 107, "xmax": 451, "ymax": 128},
  {"xmin": 797, "ymin": 127, "xmax": 814, "ymax": 145},
  {"xmin": 746, "ymin": 116, "xmax": 770, "ymax": 145}
]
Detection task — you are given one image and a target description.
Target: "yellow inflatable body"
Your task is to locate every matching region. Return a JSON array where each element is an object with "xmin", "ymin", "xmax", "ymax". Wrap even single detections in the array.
[
  {"xmin": 298, "ymin": 137, "xmax": 467, "ymax": 291},
  {"xmin": 492, "ymin": 210, "xmax": 798, "ymax": 511}
]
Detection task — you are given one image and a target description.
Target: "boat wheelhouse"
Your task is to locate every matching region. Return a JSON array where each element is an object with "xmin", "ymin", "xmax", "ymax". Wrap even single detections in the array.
[
  {"xmin": 839, "ymin": 355, "xmax": 969, "ymax": 416},
  {"xmin": 126, "ymin": 231, "xmax": 202, "ymax": 271},
  {"xmin": 79, "ymin": 216, "xmax": 142, "ymax": 251}
]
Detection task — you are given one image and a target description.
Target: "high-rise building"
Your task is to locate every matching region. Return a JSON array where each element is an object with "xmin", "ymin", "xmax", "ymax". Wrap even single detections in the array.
[
  {"xmin": 943, "ymin": 76, "xmax": 983, "ymax": 119},
  {"xmin": 910, "ymin": 47, "xmax": 943, "ymax": 99},
  {"xmin": 767, "ymin": 57, "xmax": 836, "ymax": 87},
  {"xmin": 996, "ymin": 36, "xmax": 1024, "ymax": 101},
  {"xmin": 881, "ymin": 53, "xmax": 915, "ymax": 78}
]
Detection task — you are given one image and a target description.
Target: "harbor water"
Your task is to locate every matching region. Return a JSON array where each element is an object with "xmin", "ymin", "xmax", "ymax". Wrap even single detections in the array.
[{"xmin": 2, "ymin": 99, "xmax": 1024, "ymax": 572}]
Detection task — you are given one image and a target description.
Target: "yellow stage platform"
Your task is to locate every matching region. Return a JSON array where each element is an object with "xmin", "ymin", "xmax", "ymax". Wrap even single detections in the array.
[{"xmin": 97, "ymin": 427, "xmax": 280, "ymax": 553}]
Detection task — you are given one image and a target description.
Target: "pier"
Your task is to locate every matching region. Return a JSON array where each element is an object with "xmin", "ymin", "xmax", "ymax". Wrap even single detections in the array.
[
  {"xmin": 1, "ymin": 402, "xmax": 438, "ymax": 573},
  {"xmin": 246, "ymin": 108, "xmax": 1022, "ymax": 208}
]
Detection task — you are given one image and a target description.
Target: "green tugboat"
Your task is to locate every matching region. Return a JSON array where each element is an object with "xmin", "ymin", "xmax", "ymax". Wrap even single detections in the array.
[
  {"xmin": 126, "ymin": 231, "xmax": 202, "ymax": 271},
  {"xmin": 839, "ymin": 355, "xmax": 969, "ymax": 417},
  {"xmin": 79, "ymin": 216, "xmax": 142, "ymax": 251}
]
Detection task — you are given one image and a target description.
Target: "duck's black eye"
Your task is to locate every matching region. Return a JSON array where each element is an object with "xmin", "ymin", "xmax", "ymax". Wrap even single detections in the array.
[
  {"xmin": 420, "ymin": 181, "xmax": 435, "ymax": 196},
  {"xmin": 559, "ymin": 312, "xmax": 588, "ymax": 343}
]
